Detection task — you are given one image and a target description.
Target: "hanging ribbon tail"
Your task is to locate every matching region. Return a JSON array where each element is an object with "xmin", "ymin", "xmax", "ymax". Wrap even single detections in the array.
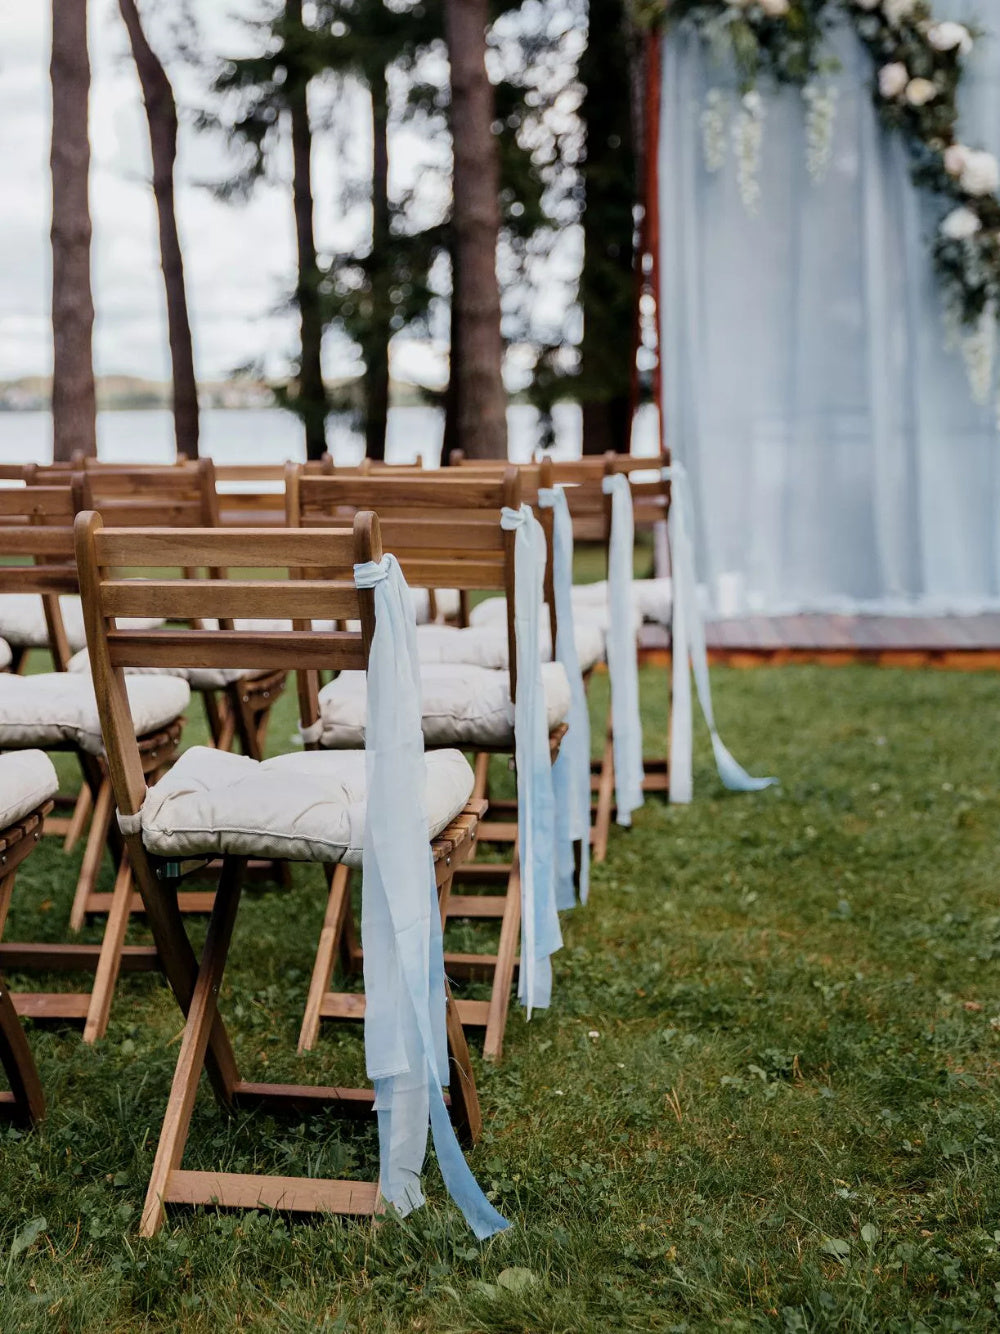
[
  {"xmin": 602, "ymin": 474, "xmax": 645, "ymax": 827},
  {"xmin": 664, "ymin": 463, "xmax": 778, "ymax": 800},
  {"xmin": 538, "ymin": 486, "xmax": 591, "ymax": 908},
  {"xmin": 501, "ymin": 504, "xmax": 562, "ymax": 1015},
  {"xmin": 356, "ymin": 555, "xmax": 508, "ymax": 1239},
  {"xmin": 710, "ymin": 732, "xmax": 778, "ymax": 792}
]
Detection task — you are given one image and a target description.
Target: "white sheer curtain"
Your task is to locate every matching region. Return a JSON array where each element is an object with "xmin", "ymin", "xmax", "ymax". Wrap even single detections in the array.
[{"xmin": 658, "ymin": 10, "xmax": 1000, "ymax": 615}]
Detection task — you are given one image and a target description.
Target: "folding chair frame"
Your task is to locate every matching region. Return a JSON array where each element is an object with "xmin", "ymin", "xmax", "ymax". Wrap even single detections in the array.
[
  {"xmin": 74, "ymin": 510, "xmax": 488, "ymax": 1235},
  {"xmin": 288, "ymin": 466, "xmax": 563, "ymax": 1062},
  {"xmin": 0, "ymin": 799, "xmax": 52, "ymax": 1127}
]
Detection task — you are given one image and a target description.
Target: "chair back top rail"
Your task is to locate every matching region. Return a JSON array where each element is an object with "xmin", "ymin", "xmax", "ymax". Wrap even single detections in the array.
[{"xmin": 74, "ymin": 512, "xmax": 381, "ymax": 817}]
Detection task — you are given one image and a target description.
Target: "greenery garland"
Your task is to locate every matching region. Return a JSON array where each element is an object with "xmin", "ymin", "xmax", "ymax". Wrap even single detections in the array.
[{"xmin": 640, "ymin": 0, "xmax": 1000, "ymax": 402}]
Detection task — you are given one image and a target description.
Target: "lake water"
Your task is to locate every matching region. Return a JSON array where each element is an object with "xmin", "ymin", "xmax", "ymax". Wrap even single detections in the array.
[{"xmin": 0, "ymin": 403, "xmax": 661, "ymax": 469}]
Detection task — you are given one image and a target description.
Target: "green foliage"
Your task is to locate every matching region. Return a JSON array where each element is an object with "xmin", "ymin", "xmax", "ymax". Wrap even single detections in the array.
[{"xmin": 4, "ymin": 656, "xmax": 1000, "ymax": 1328}]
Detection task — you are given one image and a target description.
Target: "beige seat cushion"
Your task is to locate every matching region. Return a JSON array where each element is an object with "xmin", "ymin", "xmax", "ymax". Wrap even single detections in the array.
[
  {"xmin": 0, "ymin": 594, "xmax": 164, "ymax": 652},
  {"xmin": 470, "ymin": 582, "xmax": 661, "ymax": 633},
  {"xmin": 0, "ymin": 637, "xmax": 10, "ymax": 671},
  {"xmin": 319, "ymin": 661, "xmax": 570, "ymax": 749},
  {"xmin": 0, "ymin": 672, "xmax": 190, "ymax": 756},
  {"xmin": 139, "ymin": 745, "xmax": 474, "ymax": 867},
  {"xmin": 415, "ymin": 620, "xmax": 606, "ymax": 673},
  {"xmin": 0, "ymin": 750, "xmax": 60, "ymax": 828},
  {"xmin": 412, "ymin": 588, "xmax": 460, "ymax": 623}
]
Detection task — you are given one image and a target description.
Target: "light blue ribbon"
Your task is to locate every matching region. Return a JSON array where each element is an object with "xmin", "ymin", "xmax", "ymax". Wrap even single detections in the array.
[
  {"xmin": 537, "ymin": 486, "xmax": 591, "ymax": 908},
  {"xmin": 663, "ymin": 464, "xmax": 778, "ymax": 803},
  {"xmin": 601, "ymin": 474, "xmax": 645, "ymax": 827},
  {"xmin": 499, "ymin": 505, "xmax": 562, "ymax": 1015},
  {"xmin": 355, "ymin": 554, "xmax": 508, "ymax": 1239}
]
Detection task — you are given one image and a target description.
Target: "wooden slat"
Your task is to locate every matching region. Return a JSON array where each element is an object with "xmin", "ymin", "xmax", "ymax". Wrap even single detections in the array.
[
  {"xmin": 101, "ymin": 578, "xmax": 359, "ymax": 621},
  {"xmin": 301, "ymin": 476, "xmax": 508, "ymax": 510},
  {"xmin": 0, "ymin": 567, "xmax": 78, "ymax": 593},
  {"xmin": 164, "ymin": 1170, "xmax": 380, "ymax": 1215},
  {"xmin": 11, "ymin": 993, "xmax": 91, "ymax": 1019},
  {"xmin": 0, "ymin": 487, "xmax": 76, "ymax": 516},
  {"xmin": 454, "ymin": 999, "xmax": 491, "ymax": 1027},
  {"xmin": 94, "ymin": 527, "xmax": 356, "ymax": 569},
  {"xmin": 107, "ymin": 629, "xmax": 366, "ymax": 671},
  {"xmin": 0, "ymin": 943, "xmax": 158, "ymax": 972},
  {"xmin": 319, "ymin": 994, "xmax": 367, "ymax": 1019},
  {"xmin": 0, "ymin": 529, "xmax": 75, "ymax": 555},
  {"xmin": 375, "ymin": 518, "xmax": 505, "ymax": 551}
]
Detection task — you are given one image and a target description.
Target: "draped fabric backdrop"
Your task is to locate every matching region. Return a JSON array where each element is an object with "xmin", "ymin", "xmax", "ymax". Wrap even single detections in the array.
[{"xmin": 658, "ymin": 7, "xmax": 1000, "ymax": 615}]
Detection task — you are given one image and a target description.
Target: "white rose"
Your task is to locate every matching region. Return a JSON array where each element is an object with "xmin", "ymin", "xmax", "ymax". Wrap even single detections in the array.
[
  {"xmin": 878, "ymin": 63, "xmax": 909, "ymax": 99},
  {"xmin": 759, "ymin": 0, "xmax": 790, "ymax": 14},
  {"xmin": 960, "ymin": 150, "xmax": 1000, "ymax": 197},
  {"xmin": 940, "ymin": 206, "xmax": 982, "ymax": 241},
  {"xmin": 884, "ymin": 0, "xmax": 918, "ymax": 24},
  {"xmin": 927, "ymin": 22, "xmax": 974, "ymax": 56},
  {"xmin": 905, "ymin": 78, "xmax": 938, "ymax": 107},
  {"xmin": 944, "ymin": 144, "xmax": 970, "ymax": 177}
]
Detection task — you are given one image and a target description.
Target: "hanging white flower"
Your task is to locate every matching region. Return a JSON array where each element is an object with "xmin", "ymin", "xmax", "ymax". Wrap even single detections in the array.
[
  {"xmin": 733, "ymin": 91, "xmax": 765, "ymax": 217},
  {"xmin": 960, "ymin": 150, "xmax": 1000, "ymax": 197},
  {"xmin": 701, "ymin": 89, "xmax": 730, "ymax": 174},
  {"xmin": 940, "ymin": 206, "xmax": 982, "ymax": 241},
  {"xmin": 927, "ymin": 22, "xmax": 974, "ymax": 56},
  {"xmin": 877, "ymin": 63, "xmax": 909, "ymax": 99},
  {"xmin": 759, "ymin": 0, "xmax": 791, "ymax": 15},
  {"xmin": 803, "ymin": 81, "xmax": 838, "ymax": 184},
  {"xmin": 883, "ymin": 0, "xmax": 918, "ymax": 25},
  {"xmin": 905, "ymin": 77, "xmax": 938, "ymax": 107},
  {"xmin": 960, "ymin": 301, "xmax": 997, "ymax": 406},
  {"xmin": 944, "ymin": 144, "xmax": 970, "ymax": 177}
]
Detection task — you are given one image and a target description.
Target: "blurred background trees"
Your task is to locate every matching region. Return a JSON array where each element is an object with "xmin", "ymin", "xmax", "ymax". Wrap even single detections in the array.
[{"xmin": 48, "ymin": 0, "xmax": 645, "ymax": 460}]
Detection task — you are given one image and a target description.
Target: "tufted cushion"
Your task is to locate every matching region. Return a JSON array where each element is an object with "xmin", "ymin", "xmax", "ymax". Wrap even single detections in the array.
[
  {"xmin": 138, "ymin": 745, "xmax": 474, "ymax": 867},
  {"xmin": 318, "ymin": 661, "xmax": 570, "ymax": 749},
  {"xmin": 0, "ymin": 750, "xmax": 60, "ymax": 828},
  {"xmin": 0, "ymin": 672, "xmax": 190, "ymax": 756},
  {"xmin": 415, "ymin": 621, "xmax": 606, "ymax": 673},
  {"xmin": 0, "ymin": 637, "xmax": 10, "ymax": 671},
  {"xmin": 0, "ymin": 594, "xmax": 164, "ymax": 653}
]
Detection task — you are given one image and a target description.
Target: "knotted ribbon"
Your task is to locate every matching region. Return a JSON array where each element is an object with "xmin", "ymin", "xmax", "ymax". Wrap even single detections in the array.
[
  {"xmin": 537, "ymin": 486, "xmax": 591, "ymax": 908},
  {"xmin": 355, "ymin": 554, "xmax": 508, "ymax": 1239},
  {"xmin": 499, "ymin": 504, "xmax": 562, "ymax": 1015},
  {"xmin": 664, "ymin": 463, "xmax": 778, "ymax": 803},
  {"xmin": 601, "ymin": 474, "xmax": 645, "ymax": 827}
]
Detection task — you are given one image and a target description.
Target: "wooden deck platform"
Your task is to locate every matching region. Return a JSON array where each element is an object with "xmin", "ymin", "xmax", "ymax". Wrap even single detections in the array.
[{"xmin": 638, "ymin": 614, "xmax": 1000, "ymax": 670}]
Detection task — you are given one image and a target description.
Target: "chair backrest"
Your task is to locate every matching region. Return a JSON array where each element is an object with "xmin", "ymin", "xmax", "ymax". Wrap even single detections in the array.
[
  {"xmin": 213, "ymin": 459, "xmax": 333, "ymax": 527},
  {"xmin": 287, "ymin": 464, "xmax": 536, "ymax": 700},
  {"xmin": 604, "ymin": 450, "xmax": 672, "ymax": 534},
  {"xmin": 0, "ymin": 470, "xmax": 85, "ymax": 669},
  {"xmin": 75, "ymin": 459, "xmax": 220, "ymax": 529},
  {"xmin": 73, "ymin": 514, "xmax": 381, "ymax": 820}
]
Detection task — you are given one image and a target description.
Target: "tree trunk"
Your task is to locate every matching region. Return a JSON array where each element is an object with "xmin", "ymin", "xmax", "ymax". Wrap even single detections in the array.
[
  {"xmin": 287, "ymin": 0, "xmax": 328, "ymax": 461},
  {"xmin": 578, "ymin": 0, "xmax": 636, "ymax": 455},
  {"xmin": 118, "ymin": 0, "xmax": 199, "ymax": 458},
  {"xmin": 364, "ymin": 74, "xmax": 390, "ymax": 462},
  {"xmin": 50, "ymin": 0, "xmax": 97, "ymax": 462},
  {"xmin": 443, "ymin": 0, "xmax": 507, "ymax": 460}
]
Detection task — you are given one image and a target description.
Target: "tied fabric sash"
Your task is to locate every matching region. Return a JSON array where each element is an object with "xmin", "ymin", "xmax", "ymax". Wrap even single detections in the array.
[
  {"xmin": 354, "ymin": 555, "xmax": 507, "ymax": 1239},
  {"xmin": 601, "ymin": 474, "xmax": 645, "ymax": 827},
  {"xmin": 499, "ymin": 505, "xmax": 562, "ymax": 1015},
  {"xmin": 537, "ymin": 486, "xmax": 591, "ymax": 908},
  {"xmin": 664, "ymin": 463, "xmax": 778, "ymax": 803}
]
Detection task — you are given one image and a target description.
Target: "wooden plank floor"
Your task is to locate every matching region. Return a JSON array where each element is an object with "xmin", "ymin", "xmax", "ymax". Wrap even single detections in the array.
[{"xmin": 638, "ymin": 615, "xmax": 1000, "ymax": 670}]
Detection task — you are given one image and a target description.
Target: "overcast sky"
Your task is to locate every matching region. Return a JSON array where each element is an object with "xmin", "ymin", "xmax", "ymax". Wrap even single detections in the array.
[{"xmin": 0, "ymin": 1, "xmax": 452, "ymax": 386}]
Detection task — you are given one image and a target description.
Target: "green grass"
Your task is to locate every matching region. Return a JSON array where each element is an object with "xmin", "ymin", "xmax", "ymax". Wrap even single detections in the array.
[{"xmin": 3, "ymin": 662, "xmax": 1000, "ymax": 1331}]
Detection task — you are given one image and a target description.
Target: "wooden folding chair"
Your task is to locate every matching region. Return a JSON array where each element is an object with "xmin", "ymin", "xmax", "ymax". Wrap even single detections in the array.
[
  {"xmin": 0, "ymin": 752, "xmax": 58, "ymax": 1127},
  {"xmin": 288, "ymin": 466, "xmax": 568, "ymax": 1061},
  {"xmin": 0, "ymin": 483, "xmax": 179, "ymax": 1041},
  {"xmin": 74, "ymin": 511, "xmax": 487, "ymax": 1235}
]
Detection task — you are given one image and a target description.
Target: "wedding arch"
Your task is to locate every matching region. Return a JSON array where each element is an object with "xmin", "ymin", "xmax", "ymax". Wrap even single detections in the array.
[{"xmin": 649, "ymin": 0, "xmax": 1000, "ymax": 615}]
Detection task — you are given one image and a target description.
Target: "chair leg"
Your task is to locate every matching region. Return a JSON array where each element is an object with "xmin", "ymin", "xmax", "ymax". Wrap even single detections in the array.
[
  {"xmin": 480, "ymin": 847, "xmax": 521, "ymax": 1064},
  {"xmin": 298, "ymin": 864, "xmax": 352, "ymax": 1053},
  {"xmin": 69, "ymin": 778, "xmax": 114, "ymax": 931},
  {"xmin": 0, "ymin": 974, "xmax": 44, "ymax": 1127},
  {"xmin": 63, "ymin": 783, "xmax": 93, "ymax": 854},
  {"xmin": 591, "ymin": 706, "xmax": 615, "ymax": 864},
  {"xmin": 82, "ymin": 852, "xmax": 134, "ymax": 1044},
  {"xmin": 140, "ymin": 855, "xmax": 246, "ymax": 1236}
]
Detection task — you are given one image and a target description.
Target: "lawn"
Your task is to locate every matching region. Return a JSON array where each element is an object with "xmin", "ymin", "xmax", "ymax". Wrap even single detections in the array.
[{"xmin": 2, "ymin": 661, "xmax": 1000, "ymax": 1331}]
